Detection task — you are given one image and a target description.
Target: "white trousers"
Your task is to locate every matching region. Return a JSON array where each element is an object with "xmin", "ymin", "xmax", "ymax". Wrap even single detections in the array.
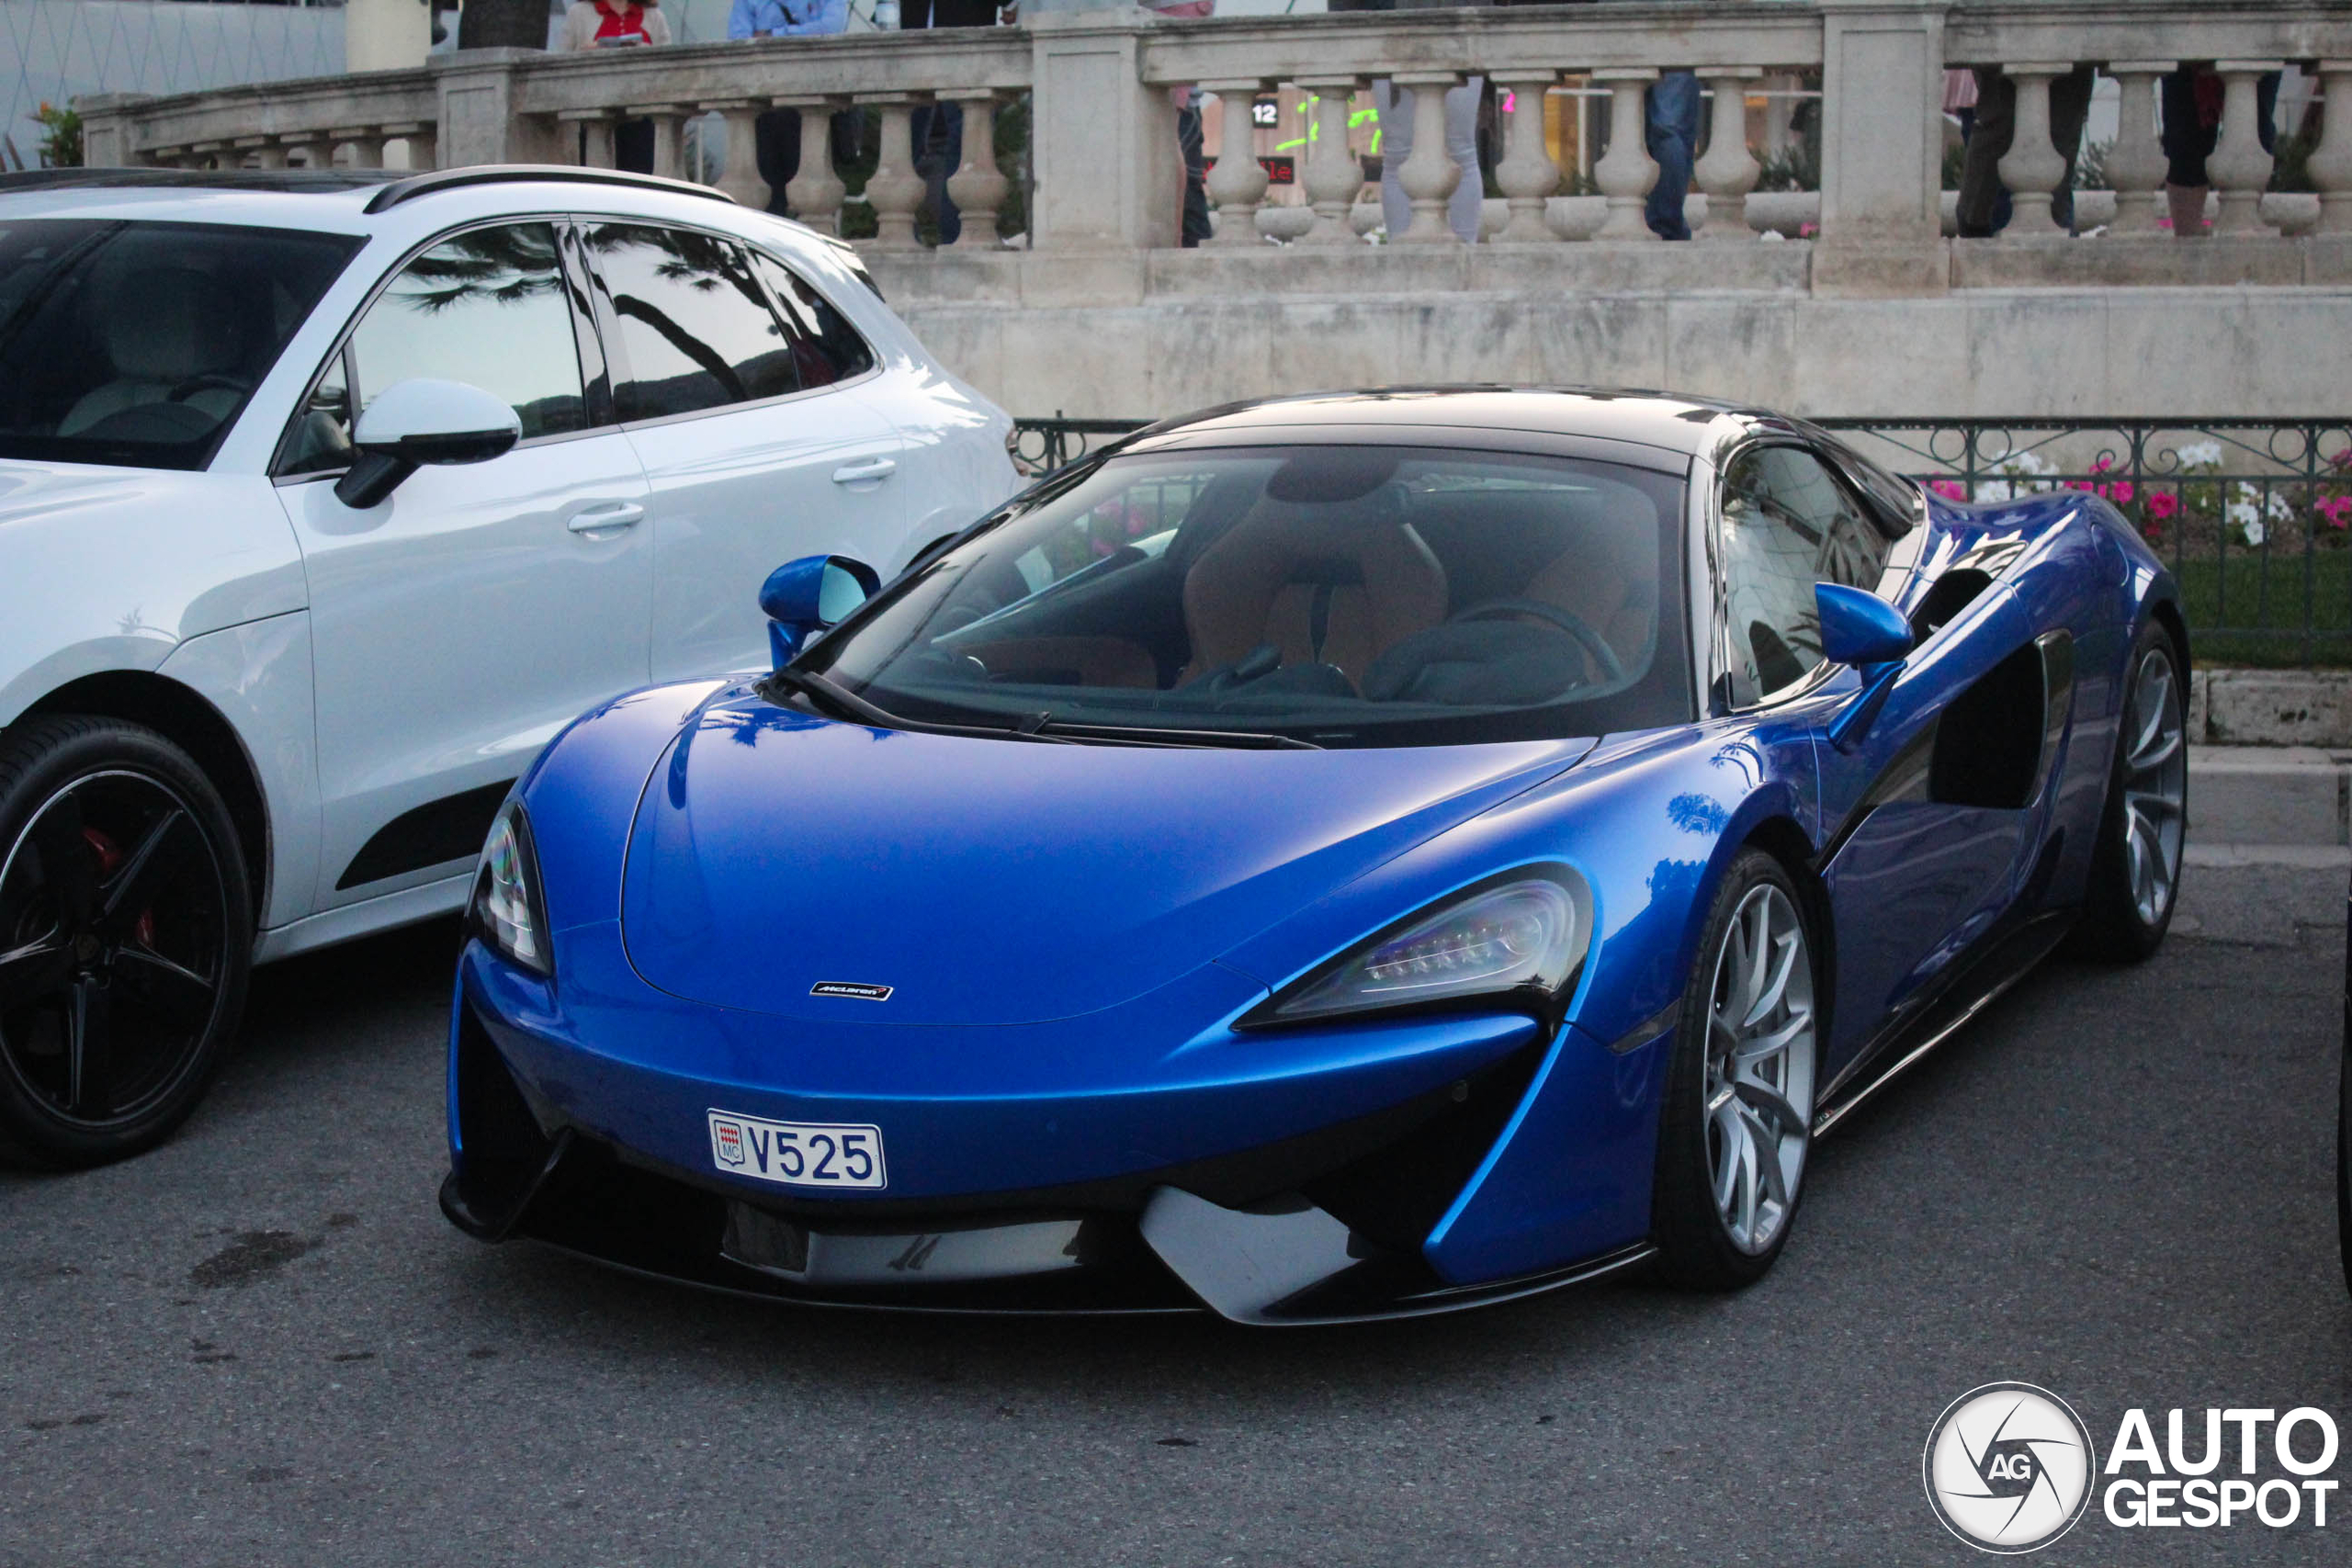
[{"xmin": 1374, "ymin": 77, "xmax": 1484, "ymax": 243}]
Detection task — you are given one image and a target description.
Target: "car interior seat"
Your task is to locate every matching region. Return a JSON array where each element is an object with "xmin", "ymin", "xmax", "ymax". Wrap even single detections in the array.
[
  {"xmin": 1180, "ymin": 484, "xmax": 1449, "ymax": 693},
  {"xmin": 57, "ymin": 267, "xmax": 251, "ymax": 442}
]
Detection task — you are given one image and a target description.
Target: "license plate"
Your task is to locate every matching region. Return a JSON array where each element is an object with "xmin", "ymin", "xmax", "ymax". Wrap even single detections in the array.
[{"xmin": 707, "ymin": 1111, "xmax": 887, "ymax": 1190}]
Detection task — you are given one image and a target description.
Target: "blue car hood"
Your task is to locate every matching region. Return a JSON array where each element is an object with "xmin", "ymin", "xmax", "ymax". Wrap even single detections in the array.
[{"xmin": 619, "ymin": 699, "xmax": 1592, "ymax": 1026}]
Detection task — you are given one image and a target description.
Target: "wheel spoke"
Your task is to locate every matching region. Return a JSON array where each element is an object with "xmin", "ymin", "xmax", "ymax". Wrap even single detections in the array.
[
  {"xmin": 2127, "ymin": 728, "xmax": 2181, "ymax": 776},
  {"xmin": 1733, "ymin": 1077, "xmax": 1805, "ymax": 1138},
  {"xmin": 96, "ymin": 807, "xmax": 190, "ymax": 936},
  {"xmin": 1741, "ymin": 931, "xmax": 1799, "ymax": 1031},
  {"xmin": 1711, "ymin": 1103, "xmax": 1742, "ymax": 1212},
  {"xmin": 1736, "ymin": 1120, "xmax": 1761, "ymax": 1238},
  {"xmin": 0, "ymin": 932, "xmax": 72, "ymax": 1011},
  {"xmin": 1741, "ymin": 1106, "xmax": 1792, "ymax": 1208},
  {"xmin": 65, "ymin": 977, "xmax": 111, "ymax": 1117},
  {"xmin": 112, "ymin": 945, "xmax": 217, "ymax": 1025},
  {"xmin": 28, "ymin": 796, "xmax": 97, "ymax": 927},
  {"xmin": 1732, "ymin": 1010, "xmax": 1813, "ymax": 1069}
]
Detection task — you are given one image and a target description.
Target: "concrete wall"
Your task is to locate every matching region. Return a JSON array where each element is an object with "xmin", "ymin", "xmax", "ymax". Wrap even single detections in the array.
[{"xmin": 876, "ymin": 251, "xmax": 2352, "ymax": 422}]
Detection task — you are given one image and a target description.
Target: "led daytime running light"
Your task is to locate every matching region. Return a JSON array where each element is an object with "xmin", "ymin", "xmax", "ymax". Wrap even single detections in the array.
[{"xmin": 1272, "ymin": 876, "xmax": 1585, "ymax": 1023}]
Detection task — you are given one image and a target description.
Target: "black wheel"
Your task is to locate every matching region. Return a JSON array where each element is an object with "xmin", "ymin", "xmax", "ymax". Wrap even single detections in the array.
[
  {"xmin": 0, "ymin": 716, "xmax": 251, "ymax": 1167},
  {"xmin": 2338, "ymin": 1001, "xmax": 2350, "ymax": 1300},
  {"xmin": 2073, "ymin": 621, "xmax": 2188, "ymax": 962},
  {"xmin": 1652, "ymin": 849, "xmax": 1820, "ymax": 1290}
]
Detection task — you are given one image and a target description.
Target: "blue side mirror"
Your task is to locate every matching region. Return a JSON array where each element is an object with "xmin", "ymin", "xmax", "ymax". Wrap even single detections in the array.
[
  {"xmin": 1815, "ymin": 583, "xmax": 1913, "ymax": 752},
  {"xmin": 759, "ymin": 554, "xmax": 879, "ymax": 670}
]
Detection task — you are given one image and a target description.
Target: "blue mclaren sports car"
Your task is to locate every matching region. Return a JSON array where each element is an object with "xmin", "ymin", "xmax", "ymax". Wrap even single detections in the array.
[{"xmin": 441, "ymin": 389, "xmax": 2188, "ymax": 1324}]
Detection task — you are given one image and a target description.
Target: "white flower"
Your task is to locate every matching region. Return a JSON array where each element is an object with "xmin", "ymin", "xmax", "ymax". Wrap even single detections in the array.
[
  {"xmin": 2225, "ymin": 482, "xmax": 2293, "ymax": 547},
  {"xmin": 2177, "ymin": 440, "xmax": 2223, "ymax": 469}
]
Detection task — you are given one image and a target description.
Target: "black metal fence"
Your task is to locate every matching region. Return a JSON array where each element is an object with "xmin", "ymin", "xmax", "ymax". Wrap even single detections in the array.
[{"xmin": 1011, "ymin": 413, "xmax": 2352, "ymax": 667}]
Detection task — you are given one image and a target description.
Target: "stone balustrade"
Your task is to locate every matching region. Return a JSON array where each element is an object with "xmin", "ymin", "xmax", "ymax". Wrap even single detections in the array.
[{"xmin": 73, "ymin": 2, "xmax": 2352, "ymax": 296}]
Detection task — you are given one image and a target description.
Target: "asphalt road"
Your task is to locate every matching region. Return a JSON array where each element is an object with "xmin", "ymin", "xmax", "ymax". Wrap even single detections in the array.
[{"xmin": 4, "ymin": 860, "xmax": 2349, "ymax": 1567}]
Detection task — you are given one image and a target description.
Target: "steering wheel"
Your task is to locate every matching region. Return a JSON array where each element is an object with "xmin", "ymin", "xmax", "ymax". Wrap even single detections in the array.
[
  {"xmin": 1447, "ymin": 599, "xmax": 1625, "ymax": 684},
  {"xmin": 168, "ymin": 372, "xmax": 250, "ymax": 404}
]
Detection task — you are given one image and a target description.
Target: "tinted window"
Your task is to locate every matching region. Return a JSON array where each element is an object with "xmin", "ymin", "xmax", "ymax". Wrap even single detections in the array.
[
  {"xmin": 750, "ymin": 251, "xmax": 875, "ymax": 388},
  {"xmin": 588, "ymin": 225, "xmax": 798, "ymax": 420},
  {"xmin": 805, "ymin": 446, "xmax": 1691, "ymax": 749},
  {"xmin": 0, "ymin": 219, "xmax": 357, "ymax": 471},
  {"xmin": 1719, "ymin": 445, "xmax": 1892, "ymax": 704},
  {"xmin": 337, "ymin": 221, "xmax": 586, "ymax": 455}
]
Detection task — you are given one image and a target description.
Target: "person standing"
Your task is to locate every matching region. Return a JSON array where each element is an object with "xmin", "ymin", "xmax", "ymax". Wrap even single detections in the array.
[
  {"xmin": 1330, "ymin": 0, "xmax": 1482, "ymax": 243},
  {"xmin": 557, "ymin": 0, "xmax": 673, "ymax": 174},
  {"xmin": 730, "ymin": 0, "xmax": 855, "ymax": 219},
  {"xmin": 901, "ymin": 0, "xmax": 1008, "ymax": 246},
  {"xmin": 1645, "ymin": 70, "xmax": 1701, "ymax": 240},
  {"xmin": 1140, "ymin": 0, "xmax": 1215, "ymax": 247},
  {"xmin": 1955, "ymin": 63, "xmax": 2094, "ymax": 237},
  {"xmin": 2160, "ymin": 62, "xmax": 2281, "ymax": 237}
]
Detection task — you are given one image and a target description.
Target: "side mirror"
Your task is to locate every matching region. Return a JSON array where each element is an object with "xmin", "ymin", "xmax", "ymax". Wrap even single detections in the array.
[
  {"xmin": 759, "ymin": 554, "xmax": 880, "ymax": 670},
  {"xmin": 334, "ymin": 378, "xmax": 522, "ymax": 509},
  {"xmin": 1815, "ymin": 583, "xmax": 1913, "ymax": 752}
]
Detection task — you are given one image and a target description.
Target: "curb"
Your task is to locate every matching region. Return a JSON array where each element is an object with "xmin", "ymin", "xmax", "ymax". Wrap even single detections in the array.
[
  {"xmin": 2192, "ymin": 668, "xmax": 2352, "ymax": 749},
  {"xmin": 2188, "ymin": 746, "xmax": 2350, "ymax": 847}
]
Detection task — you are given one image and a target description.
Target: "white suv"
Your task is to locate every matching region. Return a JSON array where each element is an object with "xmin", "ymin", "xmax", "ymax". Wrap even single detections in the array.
[{"xmin": 0, "ymin": 165, "xmax": 1021, "ymax": 1165}]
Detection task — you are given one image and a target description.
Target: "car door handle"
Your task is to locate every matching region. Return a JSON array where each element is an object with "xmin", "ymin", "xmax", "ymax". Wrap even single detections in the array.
[
  {"xmin": 567, "ymin": 502, "xmax": 645, "ymax": 534},
  {"xmin": 831, "ymin": 457, "xmax": 898, "ymax": 485}
]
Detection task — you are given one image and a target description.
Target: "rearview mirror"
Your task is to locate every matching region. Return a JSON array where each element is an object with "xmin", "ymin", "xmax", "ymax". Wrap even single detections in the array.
[
  {"xmin": 334, "ymin": 378, "xmax": 522, "ymax": 509},
  {"xmin": 1815, "ymin": 583, "xmax": 1912, "ymax": 751},
  {"xmin": 759, "ymin": 554, "xmax": 880, "ymax": 670}
]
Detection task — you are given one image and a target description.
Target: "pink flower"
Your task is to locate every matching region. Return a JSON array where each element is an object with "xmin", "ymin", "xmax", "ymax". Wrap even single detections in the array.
[
  {"xmin": 1928, "ymin": 479, "xmax": 1969, "ymax": 502},
  {"xmin": 2100, "ymin": 479, "xmax": 2136, "ymax": 506},
  {"xmin": 2146, "ymin": 491, "xmax": 2180, "ymax": 522},
  {"xmin": 2317, "ymin": 493, "xmax": 2352, "ymax": 529}
]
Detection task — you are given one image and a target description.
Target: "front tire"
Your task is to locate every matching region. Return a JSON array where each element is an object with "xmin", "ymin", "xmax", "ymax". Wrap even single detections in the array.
[
  {"xmin": 2074, "ymin": 622, "xmax": 2187, "ymax": 961},
  {"xmin": 1652, "ymin": 849, "xmax": 1821, "ymax": 1290},
  {"xmin": 0, "ymin": 716, "xmax": 252, "ymax": 1168}
]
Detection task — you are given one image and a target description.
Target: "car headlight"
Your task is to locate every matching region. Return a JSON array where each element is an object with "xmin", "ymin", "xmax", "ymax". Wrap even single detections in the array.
[
  {"xmin": 469, "ymin": 801, "xmax": 550, "ymax": 976},
  {"xmin": 1244, "ymin": 870, "xmax": 1591, "ymax": 1029}
]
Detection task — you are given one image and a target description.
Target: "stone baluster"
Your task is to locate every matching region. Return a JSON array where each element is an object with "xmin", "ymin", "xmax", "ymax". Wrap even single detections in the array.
[
  {"xmin": 775, "ymin": 95, "xmax": 847, "ymax": 233},
  {"xmin": 704, "ymin": 99, "xmax": 771, "ymax": 210},
  {"xmin": 1694, "ymin": 67, "xmax": 1762, "ymax": 241},
  {"xmin": 1490, "ymin": 72, "xmax": 1561, "ymax": 243},
  {"xmin": 1392, "ymin": 71, "xmax": 1465, "ymax": 243},
  {"xmin": 1993, "ymin": 64, "xmax": 2071, "ymax": 236},
  {"xmin": 560, "ymin": 110, "xmax": 617, "ymax": 170},
  {"xmin": 333, "ymin": 128, "xmax": 386, "ymax": 170},
  {"xmin": 1590, "ymin": 69, "xmax": 1659, "ymax": 242},
  {"xmin": 2314, "ymin": 62, "xmax": 2352, "ymax": 234},
  {"xmin": 859, "ymin": 96, "xmax": 929, "ymax": 252},
  {"xmin": 381, "ymin": 120, "xmax": 434, "ymax": 172},
  {"xmin": 2103, "ymin": 62, "xmax": 2175, "ymax": 236},
  {"xmin": 1295, "ymin": 76, "xmax": 1364, "ymax": 246},
  {"xmin": 234, "ymin": 135, "xmax": 277, "ymax": 170},
  {"xmin": 630, "ymin": 105, "xmax": 691, "ymax": 181},
  {"xmin": 1203, "ymin": 80, "xmax": 1271, "ymax": 246},
  {"xmin": 2211, "ymin": 61, "xmax": 2286, "ymax": 235},
  {"xmin": 943, "ymin": 91, "xmax": 1009, "ymax": 247},
  {"xmin": 277, "ymin": 131, "xmax": 324, "ymax": 170},
  {"xmin": 151, "ymin": 147, "xmax": 186, "ymax": 169},
  {"xmin": 190, "ymin": 141, "xmax": 229, "ymax": 170}
]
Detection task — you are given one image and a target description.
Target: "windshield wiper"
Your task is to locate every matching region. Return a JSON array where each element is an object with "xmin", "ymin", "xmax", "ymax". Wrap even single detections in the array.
[
  {"xmin": 764, "ymin": 666, "xmax": 1075, "ymax": 745},
  {"xmin": 1033, "ymin": 719, "xmax": 1323, "ymax": 750}
]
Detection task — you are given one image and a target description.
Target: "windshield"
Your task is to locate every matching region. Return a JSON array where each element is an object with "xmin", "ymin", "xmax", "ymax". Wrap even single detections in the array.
[
  {"xmin": 805, "ymin": 445, "xmax": 1692, "ymax": 748},
  {"xmin": 0, "ymin": 219, "xmax": 359, "ymax": 471}
]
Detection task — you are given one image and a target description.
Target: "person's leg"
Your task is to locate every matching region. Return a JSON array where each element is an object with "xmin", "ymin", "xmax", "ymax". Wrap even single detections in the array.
[
  {"xmin": 1178, "ymin": 100, "xmax": 1212, "ymax": 247},
  {"xmin": 1374, "ymin": 79, "xmax": 1412, "ymax": 240},
  {"xmin": 934, "ymin": 101, "xmax": 964, "ymax": 245},
  {"xmin": 1445, "ymin": 77, "xmax": 1484, "ymax": 243},
  {"xmin": 2257, "ymin": 69, "xmax": 2281, "ymax": 155},
  {"xmin": 756, "ymin": 107, "xmax": 801, "ymax": 218},
  {"xmin": 615, "ymin": 118, "xmax": 653, "ymax": 175},
  {"xmin": 2049, "ymin": 64, "xmax": 2094, "ymax": 234},
  {"xmin": 1955, "ymin": 65, "xmax": 2011, "ymax": 236},
  {"xmin": 2161, "ymin": 64, "xmax": 2213, "ymax": 236},
  {"xmin": 1645, "ymin": 69, "xmax": 1700, "ymax": 240}
]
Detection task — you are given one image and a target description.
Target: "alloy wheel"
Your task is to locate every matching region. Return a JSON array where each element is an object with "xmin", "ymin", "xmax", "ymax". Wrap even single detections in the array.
[
  {"xmin": 0, "ymin": 770, "xmax": 232, "ymax": 1130},
  {"xmin": 1702, "ymin": 883, "xmax": 1817, "ymax": 1256},
  {"xmin": 2120, "ymin": 647, "xmax": 2188, "ymax": 929}
]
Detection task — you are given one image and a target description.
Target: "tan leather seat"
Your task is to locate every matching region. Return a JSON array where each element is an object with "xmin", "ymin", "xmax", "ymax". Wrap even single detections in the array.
[
  {"xmin": 1519, "ymin": 490, "xmax": 1660, "ymax": 678},
  {"xmin": 1182, "ymin": 497, "xmax": 1448, "ymax": 689}
]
